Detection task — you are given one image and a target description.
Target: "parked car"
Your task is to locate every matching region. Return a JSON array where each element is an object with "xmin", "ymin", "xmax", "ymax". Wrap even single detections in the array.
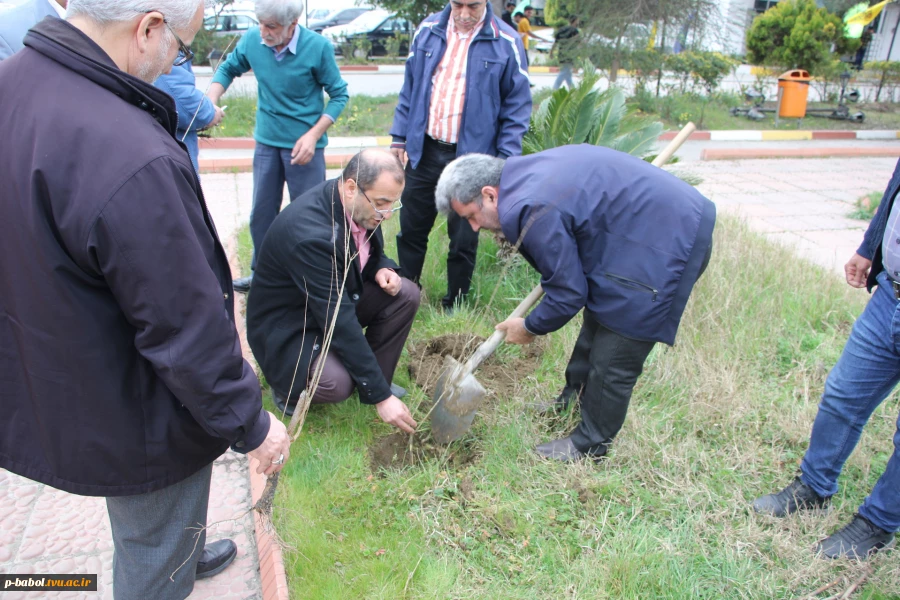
[
  {"xmin": 203, "ymin": 7, "xmax": 259, "ymax": 37},
  {"xmin": 322, "ymin": 9, "xmax": 413, "ymax": 57},
  {"xmin": 308, "ymin": 7, "xmax": 372, "ymax": 34}
]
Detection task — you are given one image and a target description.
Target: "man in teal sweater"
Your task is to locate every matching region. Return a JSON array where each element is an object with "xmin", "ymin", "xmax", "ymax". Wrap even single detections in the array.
[{"xmin": 208, "ymin": 0, "xmax": 349, "ymax": 292}]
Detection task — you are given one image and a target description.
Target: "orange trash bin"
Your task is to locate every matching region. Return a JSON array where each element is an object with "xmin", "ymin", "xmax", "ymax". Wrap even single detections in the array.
[{"xmin": 777, "ymin": 69, "xmax": 811, "ymax": 118}]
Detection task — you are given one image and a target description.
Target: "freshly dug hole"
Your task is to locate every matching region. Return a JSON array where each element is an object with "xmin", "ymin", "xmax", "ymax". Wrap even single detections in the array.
[{"xmin": 406, "ymin": 333, "xmax": 544, "ymax": 400}]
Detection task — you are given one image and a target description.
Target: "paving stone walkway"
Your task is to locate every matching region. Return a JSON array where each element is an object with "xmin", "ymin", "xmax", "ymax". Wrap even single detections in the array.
[
  {"xmin": 1, "ymin": 156, "xmax": 896, "ymax": 598},
  {"xmin": 680, "ymin": 157, "xmax": 896, "ymax": 276}
]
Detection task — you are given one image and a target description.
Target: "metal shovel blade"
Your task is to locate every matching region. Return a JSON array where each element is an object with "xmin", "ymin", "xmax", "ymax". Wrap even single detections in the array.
[{"xmin": 430, "ymin": 355, "xmax": 487, "ymax": 444}]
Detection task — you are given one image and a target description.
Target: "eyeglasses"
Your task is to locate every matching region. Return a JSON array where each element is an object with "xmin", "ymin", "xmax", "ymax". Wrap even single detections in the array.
[
  {"xmin": 163, "ymin": 18, "xmax": 194, "ymax": 66},
  {"xmin": 359, "ymin": 187, "xmax": 402, "ymax": 217}
]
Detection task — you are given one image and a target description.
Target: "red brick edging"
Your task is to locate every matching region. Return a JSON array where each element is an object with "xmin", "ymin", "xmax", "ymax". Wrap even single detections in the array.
[{"xmin": 227, "ymin": 238, "xmax": 290, "ymax": 600}]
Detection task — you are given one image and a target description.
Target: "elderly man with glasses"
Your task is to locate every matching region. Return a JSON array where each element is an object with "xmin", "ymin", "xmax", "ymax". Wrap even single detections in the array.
[
  {"xmin": 0, "ymin": 1, "xmax": 290, "ymax": 598},
  {"xmin": 207, "ymin": 0, "xmax": 349, "ymax": 293},
  {"xmin": 246, "ymin": 149, "xmax": 420, "ymax": 433}
]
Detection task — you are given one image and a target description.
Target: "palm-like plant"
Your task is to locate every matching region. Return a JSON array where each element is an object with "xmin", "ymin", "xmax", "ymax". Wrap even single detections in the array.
[{"xmin": 522, "ymin": 60, "xmax": 663, "ymax": 157}]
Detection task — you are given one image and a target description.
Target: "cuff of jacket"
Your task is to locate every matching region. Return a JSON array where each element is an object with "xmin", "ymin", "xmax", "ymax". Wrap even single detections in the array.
[
  {"xmin": 359, "ymin": 377, "xmax": 392, "ymax": 405},
  {"xmin": 230, "ymin": 407, "xmax": 270, "ymax": 454},
  {"xmin": 524, "ymin": 314, "xmax": 547, "ymax": 337},
  {"xmin": 523, "ymin": 320, "xmax": 541, "ymax": 337},
  {"xmin": 856, "ymin": 242, "xmax": 874, "ymax": 260}
]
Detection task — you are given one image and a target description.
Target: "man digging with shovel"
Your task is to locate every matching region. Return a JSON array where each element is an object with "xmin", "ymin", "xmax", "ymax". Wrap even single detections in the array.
[{"xmin": 434, "ymin": 145, "xmax": 716, "ymax": 461}]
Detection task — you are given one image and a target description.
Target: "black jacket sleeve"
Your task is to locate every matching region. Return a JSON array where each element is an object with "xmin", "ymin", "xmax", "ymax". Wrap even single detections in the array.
[
  {"xmin": 284, "ymin": 237, "xmax": 393, "ymax": 404},
  {"xmin": 87, "ymin": 157, "xmax": 269, "ymax": 451}
]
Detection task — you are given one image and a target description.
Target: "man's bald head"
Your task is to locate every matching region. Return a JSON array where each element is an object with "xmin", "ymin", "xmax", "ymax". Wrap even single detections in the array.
[{"xmin": 342, "ymin": 148, "xmax": 405, "ymax": 192}]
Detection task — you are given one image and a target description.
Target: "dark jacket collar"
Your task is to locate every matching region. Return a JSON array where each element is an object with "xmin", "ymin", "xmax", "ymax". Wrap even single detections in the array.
[
  {"xmin": 433, "ymin": 3, "xmax": 500, "ymax": 42},
  {"xmin": 23, "ymin": 17, "xmax": 178, "ymax": 135}
]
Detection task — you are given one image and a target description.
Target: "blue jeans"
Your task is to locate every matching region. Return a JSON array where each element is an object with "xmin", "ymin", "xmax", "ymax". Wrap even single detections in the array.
[
  {"xmin": 801, "ymin": 270, "xmax": 900, "ymax": 532},
  {"xmin": 553, "ymin": 64, "xmax": 574, "ymax": 90},
  {"xmin": 249, "ymin": 142, "xmax": 325, "ymax": 269}
]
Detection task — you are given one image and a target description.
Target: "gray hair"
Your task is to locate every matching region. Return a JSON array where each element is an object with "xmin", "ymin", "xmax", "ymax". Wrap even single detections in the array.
[
  {"xmin": 67, "ymin": 0, "xmax": 205, "ymax": 30},
  {"xmin": 342, "ymin": 149, "xmax": 405, "ymax": 191},
  {"xmin": 435, "ymin": 154, "xmax": 505, "ymax": 215},
  {"xmin": 255, "ymin": 0, "xmax": 305, "ymax": 26}
]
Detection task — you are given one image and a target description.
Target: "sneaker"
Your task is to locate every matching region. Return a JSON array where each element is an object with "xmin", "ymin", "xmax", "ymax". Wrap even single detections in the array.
[
  {"xmin": 816, "ymin": 514, "xmax": 896, "ymax": 560},
  {"xmin": 751, "ymin": 477, "xmax": 830, "ymax": 517}
]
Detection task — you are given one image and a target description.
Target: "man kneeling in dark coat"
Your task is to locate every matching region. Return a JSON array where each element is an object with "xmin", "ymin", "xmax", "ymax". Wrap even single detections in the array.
[
  {"xmin": 435, "ymin": 145, "xmax": 716, "ymax": 461},
  {"xmin": 247, "ymin": 149, "xmax": 420, "ymax": 433}
]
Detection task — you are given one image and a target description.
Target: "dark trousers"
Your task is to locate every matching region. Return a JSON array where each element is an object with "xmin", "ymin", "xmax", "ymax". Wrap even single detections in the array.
[
  {"xmin": 250, "ymin": 142, "xmax": 325, "ymax": 269},
  {"xmin": 106, "ymin": 462, "xmax": 213, "ymax": 600},
  {"xmin": 308, "ymin": 278, "xmax": 420, "ymax": 403},
  {"xmin": 562, "ymin": 241, "xmax": 713, "ymax": 456},
  {"xmin": 561, "ymin": 315, "xmax": 656, "ymax": 457},
  {"xmin": 396, "ymin": 137, "xmax": 480, "ymax": 309}
]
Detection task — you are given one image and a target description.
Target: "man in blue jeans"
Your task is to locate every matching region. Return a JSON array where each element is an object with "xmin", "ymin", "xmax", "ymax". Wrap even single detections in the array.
[
  {"xmin": 753, "ymin": 160, "xmax": 900, "ymax": 560},
  {"xmin": 208, "ymin": 0, "xmax": 349, "ymax": 292}
]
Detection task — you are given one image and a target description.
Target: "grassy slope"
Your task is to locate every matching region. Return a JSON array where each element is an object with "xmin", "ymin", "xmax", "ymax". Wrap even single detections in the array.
[{"xmin": 236, "ymin": 212, "xmax": 900, "ymax": 598}]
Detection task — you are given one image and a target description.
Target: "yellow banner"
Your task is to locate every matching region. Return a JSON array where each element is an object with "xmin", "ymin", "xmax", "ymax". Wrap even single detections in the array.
[{"xmin": 846, "ymin": 0, "xmax": 892, "ymax": 26}]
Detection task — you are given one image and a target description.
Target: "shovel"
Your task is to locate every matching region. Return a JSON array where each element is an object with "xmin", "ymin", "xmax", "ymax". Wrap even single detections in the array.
[
  {"xmin": 429, "ymin": 122, "xmax": 697, "ymax": 444},
  {"xmin": 430, "ymin": 284, "xmax": 545, "ymax": 443}
]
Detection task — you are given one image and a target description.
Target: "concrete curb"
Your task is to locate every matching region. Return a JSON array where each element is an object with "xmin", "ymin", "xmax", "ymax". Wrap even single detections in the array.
[
  {"xmin": 226, "ymin": 236, "xmax": 290, "ymax": 600},
  {"xmin": 200, "ymin": 154, "xmax": 355, "ymax": 173},
  {"xmin": 701, "ymin": 146, "xmax": 900, "ymax": 160},
  {"xmin": 203, "ymin": 130, "xmax": 900, "ymax": 153}
]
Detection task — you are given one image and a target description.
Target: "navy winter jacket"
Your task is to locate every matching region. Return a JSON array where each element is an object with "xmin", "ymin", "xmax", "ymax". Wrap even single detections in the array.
[
  {"xmin": 857, "ymin": 157, "xmax": 900, "ymax": 290},
  {"xmin": 390, "ymin": 4, "xmax": 531, "ymax": 168},
  {"xmin": 499, "ymin": 145, "xmax": 717, "ymax": 346}
]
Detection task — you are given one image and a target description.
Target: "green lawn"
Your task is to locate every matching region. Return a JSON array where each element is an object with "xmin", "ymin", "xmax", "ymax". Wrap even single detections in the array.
[
  {"xmin": 213, "ymin": 88, "xmax": 900, "ymax": 140},
  {"xmin": 211, "ymin": 93, "xmax": 400, "ymax": 139},
  {"xmin": 236, "ymin": 213, "xmax": 900, "ymax": 598}
]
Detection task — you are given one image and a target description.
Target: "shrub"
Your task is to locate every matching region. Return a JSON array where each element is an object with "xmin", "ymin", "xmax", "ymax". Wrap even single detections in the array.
[{"xmin": 746, "ymin": 0, "xmax": 859, "ymax": 75}]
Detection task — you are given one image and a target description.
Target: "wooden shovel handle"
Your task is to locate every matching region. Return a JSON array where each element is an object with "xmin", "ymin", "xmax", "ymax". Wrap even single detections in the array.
[
  {"xmin": 652, "ymin": 122, "xmax": 695, "ymax": 167},
  {"xmin": 464, "ymin": 284, "xmax": 544, "ymax": 372}
]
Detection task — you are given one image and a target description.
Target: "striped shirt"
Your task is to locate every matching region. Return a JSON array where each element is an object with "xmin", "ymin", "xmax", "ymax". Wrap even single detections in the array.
[
  {"xmin": 427, "ymin": 14, "xmax": 486, "ymax": 144},
  {"xmin": 882, "ymin": 189, "xmax": 900, "ymax": 280}
]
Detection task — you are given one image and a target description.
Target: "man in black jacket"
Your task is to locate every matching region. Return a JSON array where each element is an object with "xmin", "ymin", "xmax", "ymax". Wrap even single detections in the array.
[
  {"xmin": 0, "ymin": 1, "xmax": 289, "ymax": 598},
  {"xmin": 247, "ymin": 149, "xmax": 420, "ymax": 433}
]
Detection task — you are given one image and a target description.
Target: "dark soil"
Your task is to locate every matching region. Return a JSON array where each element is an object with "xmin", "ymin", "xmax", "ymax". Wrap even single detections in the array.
[
  {"xmin": 406, "ymin": 333, "xmax": 544, "ymax": 401},
  {"xmin": 369, "ymin": 431, "xmax": 479, "ymax": 472}
]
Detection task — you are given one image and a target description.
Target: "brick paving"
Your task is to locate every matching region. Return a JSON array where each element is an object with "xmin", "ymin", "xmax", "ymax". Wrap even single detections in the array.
[
  {"xmin": 1, "ymin": 157, "xmax": 896, "ymax": 598},
  {"xmin": 681, "ymin": 157, "xmax": 897, "ymax": 276}
]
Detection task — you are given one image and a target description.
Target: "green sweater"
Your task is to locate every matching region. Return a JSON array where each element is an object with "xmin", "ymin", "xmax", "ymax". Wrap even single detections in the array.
[{"xmin": 212, "ymin": 27, "xmax": 349, "ymax": 149}]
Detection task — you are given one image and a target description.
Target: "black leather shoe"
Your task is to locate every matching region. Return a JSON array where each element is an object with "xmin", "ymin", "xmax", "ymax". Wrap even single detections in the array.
[
  {"xmin": 390, "ymin": 383, "xmax": 407, "ymax": 399},
  {"xmin": 273, "ymin": 390, "xmax": 295, "ymax": 417},
  {"xmin": 816, "ymin": 514, "xmax": 895, "ymax": 560},
  {"xmin": 752, "ymin": 477, "xmax": 830, "ymax": 517},
  {"xmin": 232, "ymin": 275, "xmax": 253, "ymax": 293},
  {"xmin": 535, "ymin": 436, "xmax": 587, "ymax": 462},
  {"xmin": 195, "ymin": 539, "xmax": 237, "ymax": 580}
]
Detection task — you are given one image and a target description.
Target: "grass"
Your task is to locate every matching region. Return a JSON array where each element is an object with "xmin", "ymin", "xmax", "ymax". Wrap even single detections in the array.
[
  {"xmin": 849, "ymin": 191, "xmax": 884, "ymax": 221},
  {"xmin": 211, "ymin": 93, "xmax": 400, "ymax": 139},
  {"xmin": 235, "ymin": 211, "xmax": 900, "ymax": 598},
  {"xmin": 210, "ymin": 88, "xmax": 900, "ymax": 140},
  {"xmin": 633, "ymin": 91, "xmax": 900, "ymax": 131}
]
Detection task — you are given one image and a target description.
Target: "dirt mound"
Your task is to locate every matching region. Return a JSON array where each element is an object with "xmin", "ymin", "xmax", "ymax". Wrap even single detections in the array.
[
  {"xmin": 369, "ymin": 431, "xmax": 479, "ymax": 471},
  {"xmin": 406, "ymin": 333, "xmax": 544, "ymax": 400}
]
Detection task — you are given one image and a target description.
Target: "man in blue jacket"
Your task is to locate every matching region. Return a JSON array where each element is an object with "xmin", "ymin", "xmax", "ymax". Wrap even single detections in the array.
[
  {"xmin": 390, "ymin": 0, "xmax": 531, "ymax": 311},
  {"xmin": 435, "ymin": 146, "xmax": 716, "ymax": 462},
  {"xmin": 752, "ymin": 159, "xmax": 900, "ymax": 560},
  {"xmin": 155, "ymin": 61, "xmax": 223, "ymax": 172},
  {"xmin": 0, "ymin": 0, "xmax": 64, "ymax": 60}
]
